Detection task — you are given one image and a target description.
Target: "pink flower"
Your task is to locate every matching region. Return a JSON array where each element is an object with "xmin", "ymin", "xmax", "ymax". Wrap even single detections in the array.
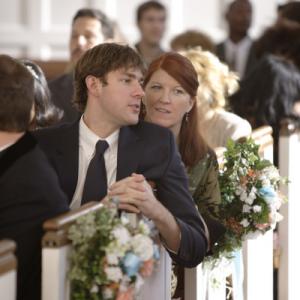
[
  {"xmin": 116, "ymin": 287, "xmax": 133, "ymax": 300},
  {"xmin": 140, "ymin": 259, "xmax": 154, "ymax": 277},
  {"xmin": 255, "ymin": 223, "xmax": 269, "ymax": 230}
]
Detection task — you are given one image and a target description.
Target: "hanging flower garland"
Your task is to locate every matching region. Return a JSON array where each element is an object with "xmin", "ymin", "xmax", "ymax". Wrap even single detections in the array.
[{"xmin": 68, "ymin": 205, "xmax": 160, "ymax": 300}]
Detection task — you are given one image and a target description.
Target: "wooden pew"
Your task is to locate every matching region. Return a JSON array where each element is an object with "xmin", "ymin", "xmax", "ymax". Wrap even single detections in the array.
[
  {"xmin": 33, "ymin": 60, "xmax": 69, "ymax": 81},
  {"xmin": 278, "ymin": 119, "xmax": 300, "ymax": 300},
  {"xmin": 0, "ymin": 240, "xmax": 17, "ymax": 300},
  {"xmin": 242, "ymin": 125, "xmax": 274, "ymax": 300},
  {"xmin": 42, "ymin": 202, "xmax": 171, "ymax": 300}
]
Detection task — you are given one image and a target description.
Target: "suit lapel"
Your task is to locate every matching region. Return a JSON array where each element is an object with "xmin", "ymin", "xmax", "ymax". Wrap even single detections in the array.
[{"xmin": 116, "ymin": 126, "xmax": 142, "ymax": 180}]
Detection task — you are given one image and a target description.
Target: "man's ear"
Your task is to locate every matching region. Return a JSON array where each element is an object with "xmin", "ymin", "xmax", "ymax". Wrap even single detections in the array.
[{"xmin": 85, "ymin": 75, "xmax": 102, "ymax": 96}]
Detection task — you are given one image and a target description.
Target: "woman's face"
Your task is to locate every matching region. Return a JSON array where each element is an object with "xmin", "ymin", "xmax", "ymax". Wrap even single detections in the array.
[{"xmin": 144, "ymin": 69, "xmax": 194, "ymax": 136}]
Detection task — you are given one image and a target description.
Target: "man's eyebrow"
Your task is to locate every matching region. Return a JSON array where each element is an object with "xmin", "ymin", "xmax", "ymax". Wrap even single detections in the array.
[{"xmin": 122, "ymin": 71, "xmax": 144, "ymax": 81}]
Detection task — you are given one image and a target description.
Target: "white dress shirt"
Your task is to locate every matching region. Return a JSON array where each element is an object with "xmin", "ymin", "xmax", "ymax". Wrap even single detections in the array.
[
  {"xmin": 70, "ymin": 116, "xmax": 119, "ymax": 209},
  {"xmin": 224, "ymin": 36, "xmax": 252, "ymax": 78}
]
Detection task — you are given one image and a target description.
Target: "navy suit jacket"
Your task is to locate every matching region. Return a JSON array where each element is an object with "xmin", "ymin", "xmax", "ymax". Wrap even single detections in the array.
[
  {"xmin": 35, "ymin": 120, "xmax": 208, "ymax": 267},
  {"xmin": 0, "ymin": 132, "xmax": 69, "ymax": 300}
]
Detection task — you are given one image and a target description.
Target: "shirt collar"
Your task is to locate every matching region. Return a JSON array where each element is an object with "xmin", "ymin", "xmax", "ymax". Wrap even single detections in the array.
[
  {"xmin": 226, "ymin": 36, "xmax": 251, "ymax": 49},
  {"xmin": 79, "ymin": 116, "xmax": 119, "ymax": 157}
]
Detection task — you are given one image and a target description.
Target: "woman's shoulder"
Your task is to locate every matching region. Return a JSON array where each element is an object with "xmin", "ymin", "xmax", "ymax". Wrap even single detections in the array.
[{"xmin": 215, "ymin": 110, "xmax": 252, "ymax": 140}]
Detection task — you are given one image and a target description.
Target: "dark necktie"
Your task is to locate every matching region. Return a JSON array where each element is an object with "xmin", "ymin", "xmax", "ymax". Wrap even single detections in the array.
[{"xmin": 81, "ymin": 140, "xmax": 109, "ymax": 204}]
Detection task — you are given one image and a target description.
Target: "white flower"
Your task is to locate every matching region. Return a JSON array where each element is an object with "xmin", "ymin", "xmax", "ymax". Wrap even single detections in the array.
[
  {"xmin": 253, "ymin": 205, "xmax": 262, "ymax": 213},
  {"xmin": 235, "ymin": 186, "xmax": 244, "ymax": 196},
  {"xmin": 262, "ymin": 179, "xmax": 271, "ymax": 187},
  {"xmin": 239, "ymin": 167, "xmax": 246, "ymax": 176},
  {"xmin": 250, "ymin": 186, "xmax": 257, "ymax": 194},
  {"xmin": 240, "ymin": 191, "xmax": 248, "ymax": 202},
  {"xmin": 245, "ymin": 195, "xmax": 255, "ymax": 205},
  {"xmin": 120, "ymin": 214, "xmax": 130, "ymax": 225},
  {"xmin": 106, "ymin": 253, "xmax": 119, "ymax": 265},
  {"xmin": 264, "ymin": 166, "xmax": 280, "ymax": 181},
  {"xmin": 102, "ymin": 287, "xmax": 114, "ymax": 299},
  {"xmin": 134, "ymin": 274, "xmax": 145, "ymax": 293},
  {"xmin": 242, "ymin": 204, "xmax": 252, "ymax": 213},
  {"xmin": 138, "ymin": 219, "xmax": 151, "ymax": 235},
  {"xmin": 105, "ymin": 266, "xmax": 123, "ymax": 282},
  {"xmin": 131, "ymin": 234, "xmax": 154, "ymax": 261},
  {"xmin": 90, "ymin": 284, "xmax": 99, "ymax": 294},
  {"xmin": 112, "ymin": 226, "xmax": 131, "ymax": 245},
  {"xmin": 240, "ymin": 218, "xmax": 250, "ymax": 227},
  {"xmin": 241, "ymin": 158, "xmax": 247, "ymax": 165}
]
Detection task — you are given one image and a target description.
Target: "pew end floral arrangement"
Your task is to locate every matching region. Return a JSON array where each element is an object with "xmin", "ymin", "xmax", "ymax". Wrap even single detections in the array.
[
  {"xmin": 206, "ymin": 138, "xmax": 287, "ymax": 266},
  {"xmin": 68, "ymin": 204, "xmax": 160, "ymax": 300}
]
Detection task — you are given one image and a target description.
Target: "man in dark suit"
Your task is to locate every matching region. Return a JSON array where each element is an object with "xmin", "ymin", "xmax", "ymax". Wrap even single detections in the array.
[
  {"xmin": 49, "ymin": 8, "xmax": 114, "ymax": 123},
  {"xmin": 0, "ymin": 55, "xmax": 69, "ymax": 300},
  {"xmin": 216, "ymin": 0, "xmax": 256, "ymax": 78},
  {"xmin": 35, "ymin": 43, "xmax": 209, "ymax": 268}
]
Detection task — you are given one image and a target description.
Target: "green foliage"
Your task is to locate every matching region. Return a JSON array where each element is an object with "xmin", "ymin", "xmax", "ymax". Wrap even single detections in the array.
[{"xmin": 207, "ymin": 138, "xmax": 286, "ymax": 262}]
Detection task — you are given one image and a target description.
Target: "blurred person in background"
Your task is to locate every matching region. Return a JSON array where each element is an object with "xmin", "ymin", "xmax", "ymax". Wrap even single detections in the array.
[
  {"xmin": 22, "ymin": 60, "xmax": 63, "ymax": 129},
  {"xmin": 49, "ymin": 8, "xmax": 114, "ymax": 123},
  {"xmin": 181, "ymin": 47, "xmax": 252, "ymax": 149},
  {"xmin": 170, "ymin": 30, "xmax": 216, "ymax": 53},
  {"xmin": 230, "ymin": 54, "xmax": 300, "ymax": 166},
  {"xmin": 216, "ymin": 0, "xmax": 256, "ymax": 78},
  {"xmin": 134, "ymin": 1, "xmax": 166, "ymax": 65}
]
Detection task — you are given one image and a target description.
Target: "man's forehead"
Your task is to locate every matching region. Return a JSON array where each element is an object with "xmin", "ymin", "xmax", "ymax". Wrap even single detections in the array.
[
  {"xmin": 116, "ymin": 67, "xmax": 144, "ymax": 78},
  {"xmin": 72, "ymin": 17, "xmax": 102, "ymax": 31}
]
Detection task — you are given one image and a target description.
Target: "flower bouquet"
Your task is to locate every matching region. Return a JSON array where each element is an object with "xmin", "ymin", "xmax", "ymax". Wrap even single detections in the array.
[
  {"xmin": 68, "ymin": 205, "xmax": 160, "ymax": 300},
  {"xmin": 209, "ymin": 138, "xmax": 287, "ymax": 261}
]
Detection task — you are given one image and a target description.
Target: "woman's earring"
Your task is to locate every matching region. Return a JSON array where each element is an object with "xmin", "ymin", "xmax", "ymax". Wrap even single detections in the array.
[{"xmin": 185, "ymin": 112, "xmax": 189, "ymax": 123}]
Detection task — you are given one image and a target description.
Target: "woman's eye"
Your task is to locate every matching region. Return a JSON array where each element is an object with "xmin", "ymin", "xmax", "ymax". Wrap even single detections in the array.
[
  {"xmin": 174, "ymin": 89, "xmax": 184, "ymax": 95},
  {"xmin": 121, "ymin": 78, "xmax": 131, "ymax": 83},
  {"xmin": 151, "ymin": 85, "xmax": 161, "ymax": 90}
]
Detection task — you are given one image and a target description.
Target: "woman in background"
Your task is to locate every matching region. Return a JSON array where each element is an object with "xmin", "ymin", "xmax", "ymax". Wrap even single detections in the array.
[
  {"xmin": 180, "ymin": 47, "xmax": 252, "ymax": 149},
  {"xmin": 21, "ymin": 60, "xmax": 63, "ymax": 129}
]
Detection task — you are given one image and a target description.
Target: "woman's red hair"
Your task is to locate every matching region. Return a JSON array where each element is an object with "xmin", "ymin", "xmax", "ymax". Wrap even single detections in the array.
[{"xmin": 143, "ymin": 52, "xmax": 208, "ymax": 168}]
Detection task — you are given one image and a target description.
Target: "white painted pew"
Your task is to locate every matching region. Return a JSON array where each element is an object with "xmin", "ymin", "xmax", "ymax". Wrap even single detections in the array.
[
  {"xmin": 42, "ymin": 202, "xmax": 171, "ymax": 300},
  {"xmin": 185, "ymin": 126, "xmax": 274, "ymax": 300},
  {"xmin": 278, "ymin": 119, "xmax": 300, "ymax": 300},
  {"xmin": 0, "ymin": 240, "xmax": 17, "ymax": 300},
  {"xmin": 242, "ymin": 126, "xmax": 274, "ymax": 300},
  {"xmin": 185, "ymin": 147, "xmax": 227, "ymax": 300}
]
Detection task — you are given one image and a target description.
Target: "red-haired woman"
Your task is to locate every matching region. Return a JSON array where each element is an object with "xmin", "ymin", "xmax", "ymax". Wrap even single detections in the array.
[{"xmin": 142, "ymin": 52, "xmax": 225, "ymax": 297}]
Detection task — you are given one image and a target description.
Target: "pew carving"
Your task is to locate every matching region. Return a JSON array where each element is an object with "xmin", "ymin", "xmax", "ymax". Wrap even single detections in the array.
[
  {"xmin": 278, "ymin": 119, "xmax": 300, "ymax": 300},
  {"xmin": 0, "ymin": 239, "xmax": 17, "ymax": 300},
  {"xmin": 42, "ymin": 201, "xmax": 171, "ymax": 300}
]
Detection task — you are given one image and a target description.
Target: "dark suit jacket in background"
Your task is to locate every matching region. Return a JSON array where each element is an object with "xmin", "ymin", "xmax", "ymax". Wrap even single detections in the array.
[
  {"xmin": 216, "ymin": 39, "xmax": 257, "ymax": 78},
  {"xmin": 0, "ymin": 132, "xmax": 69, "ymax": 300},
  {"xmin": 49, "ymin": 73, "xmax": 80, "ymax": 123},
  {"xmin": 35, "ymin": 120, "xmax": 208, "ymax": 268}
]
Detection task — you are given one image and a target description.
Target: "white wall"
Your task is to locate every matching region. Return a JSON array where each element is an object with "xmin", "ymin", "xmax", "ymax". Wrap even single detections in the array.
[{"xmin": 0, "ymin": 0, "xmax": 293, "ymax": 60}]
